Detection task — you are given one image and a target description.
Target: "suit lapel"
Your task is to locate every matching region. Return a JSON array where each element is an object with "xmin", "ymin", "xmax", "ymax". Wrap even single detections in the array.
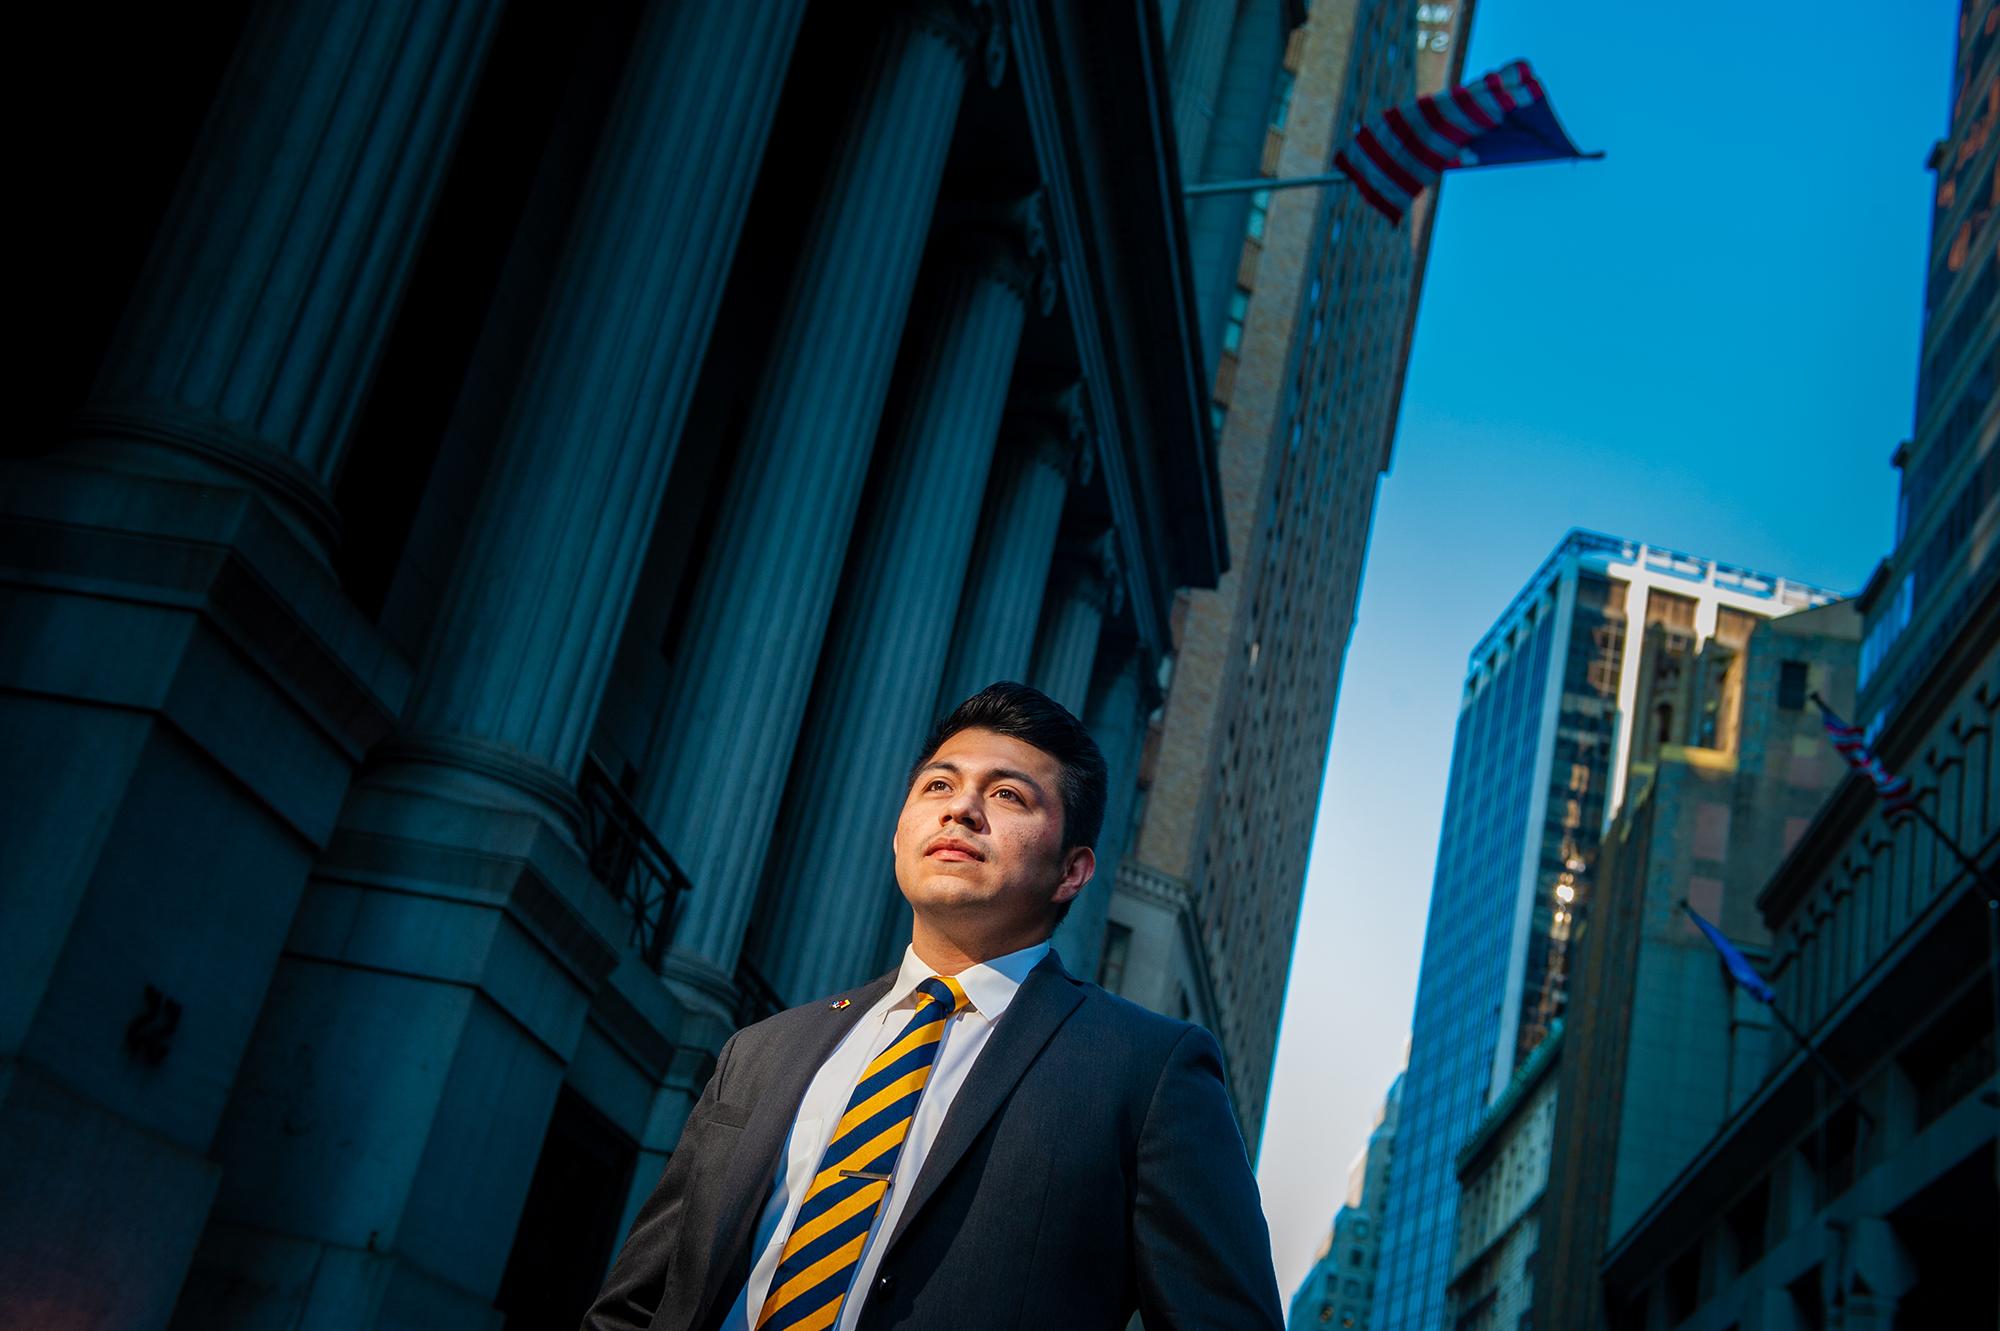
[
  {"xmin": 883, "ymin": 952, "xmax": 1083, "ymax": 1255},
  {"xmin": 696, "ymin": 971, "xmax": 896, "ymax": 1323}
]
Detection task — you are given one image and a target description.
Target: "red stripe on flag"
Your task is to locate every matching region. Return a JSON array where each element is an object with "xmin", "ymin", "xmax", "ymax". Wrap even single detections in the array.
[
  {"xmin": 1385, "ymin": 106, "xmax": 1453, "ymax": 171},
  {"xmin": 1451, "ymin": 84, "xmax": 1497, "ymax": 129},
  {"xmin": 1513, "ymin": 61, "xmax": 1546, "ymax": 103},
  {"xmin": 1484, "ymin": 70, "xmax": 1518, "ymax": 114},
  {"xmin": 1357, "ymin": 127, "xmax": 1423, "ymax": 201},
  {"xmin": 1418, "ymin": 94, "xmax": 1472, "ymax": 147},
  {"xmin": 1334, "ymin": 149, "xmax": 1404, "ymax": 223}
]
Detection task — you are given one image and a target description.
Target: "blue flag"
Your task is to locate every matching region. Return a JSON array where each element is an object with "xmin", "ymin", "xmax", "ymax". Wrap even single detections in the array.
[{"xmin": 1683, "ymin": 902, "xmax": 1775, "ymax": 1004}]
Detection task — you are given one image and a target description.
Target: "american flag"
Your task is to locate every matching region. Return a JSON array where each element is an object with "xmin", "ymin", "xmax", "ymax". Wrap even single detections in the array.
[
  {"xmin": 1333, "ymin": 59, "xmax": 1596, "ymax": 225},
  {"xmin": 1813, "ymin": 696, "xmax": 1918, "ymax": 820}
]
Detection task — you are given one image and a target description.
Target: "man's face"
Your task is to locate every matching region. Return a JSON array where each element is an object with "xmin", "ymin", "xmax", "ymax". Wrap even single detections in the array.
[{"xmin": 893, "ymin": 727, "xmax": 1092, "ymax": 936}]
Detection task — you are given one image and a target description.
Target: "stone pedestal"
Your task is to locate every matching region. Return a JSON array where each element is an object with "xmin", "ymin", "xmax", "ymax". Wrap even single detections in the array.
[
  {"xmin": 76, "ymin": 0, "xmax": 505, "ymax": 558},
  {"xmin": 933, "ymin": 387, "xmax": 1089, "ymax": 710},
  {"xmin": 750, "ymin": 225, "xmax": 1040, "ymax": 1006},
  {"xmin": 0, "ymin": 461, "xmax": 408, "ymax": 1331},
  {"xmin": 1030, "ymin": 534, "xmax": 1122, "ymax": 715},
  {"xmin": 643, "ymin": 1, "xmax": 995, "ymax": 1005},
  {"xmin": 1052, "ymin": 655, "xmax": 1148, "ymax": 978}
]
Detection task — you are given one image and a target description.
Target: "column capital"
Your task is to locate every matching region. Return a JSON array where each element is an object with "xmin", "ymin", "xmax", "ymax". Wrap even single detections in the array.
[
  {"xmin": 1051, "ymin": 529, "xmax": 1125, "ymax": 619},
  {"xmin": 938, "ymin": 190, "xmax": 1060, "ymax": 315},
  {"xmin": 911, "ymin": 0, "xmax": 1008, "ymax": 89},
  {"xmin": 1003, "ymin": 379, "xmax": 1094, "ymax": 485}
]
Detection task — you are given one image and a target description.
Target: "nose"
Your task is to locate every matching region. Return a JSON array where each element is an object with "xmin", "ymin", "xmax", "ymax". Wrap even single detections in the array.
[{"xmin": 942, "ymin": 785, "xmax": 986, "ymax": 832}]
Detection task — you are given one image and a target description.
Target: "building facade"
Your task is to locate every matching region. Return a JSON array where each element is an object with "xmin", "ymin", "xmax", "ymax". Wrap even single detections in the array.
[
  {"xmin": 0, "ymin": 2, "xmax": 1298, "ymax": 1328},
  {"xmin": 1598, "ymin": 4, "xmax": 1997, "ymax": 1325},
  {"xmin": 1535, "ymin": 601, "xmax": 1861, "ymax": 1331},
  {"xmin": 1443, "ymin": 1023, "xmax": 1560, "ymax": 1331},
  {"xmin": 1290, "ymin": 1071, "xmax": 1403, "ymax": 1329},
  {"xmin": 1105, "ymin": 0, "xmax": 1475, "ymax": 1153},
  {"xmin": 1371, "ymin": 531, "xmax": 1839, "ymax": 1331}
]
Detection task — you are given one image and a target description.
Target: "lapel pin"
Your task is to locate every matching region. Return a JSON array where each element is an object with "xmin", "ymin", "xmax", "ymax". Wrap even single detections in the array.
[{"xmin": 829, "ymin": 998, "xmax": 851, "ymax": 1010}]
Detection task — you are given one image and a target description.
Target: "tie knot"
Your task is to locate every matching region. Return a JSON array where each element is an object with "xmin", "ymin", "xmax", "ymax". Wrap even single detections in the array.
[{"xmin": 915, "ymin": 974, "xmax": 971, "ymax": 1016}]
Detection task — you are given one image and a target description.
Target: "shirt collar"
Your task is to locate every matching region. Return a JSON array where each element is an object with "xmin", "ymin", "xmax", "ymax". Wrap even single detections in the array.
[{"xmin": 889, "ymin": 939, "xmax": 1050, "ymax": 1021}]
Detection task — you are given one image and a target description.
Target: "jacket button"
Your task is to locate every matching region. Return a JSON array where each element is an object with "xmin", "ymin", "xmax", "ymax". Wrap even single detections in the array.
[{"xmin": 874, "ymin": 1273, "xmax": 896, "ymax": 1294}]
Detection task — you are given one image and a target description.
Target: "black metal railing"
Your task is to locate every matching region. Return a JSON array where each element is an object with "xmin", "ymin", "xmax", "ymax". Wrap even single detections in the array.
[
  {"xmin": 732, "ymin": 957, "xmax": 786, "ymax": 1029},
  {"xmin": 578, "ymin": 755, "xmax": 690, "ymax": 971}
]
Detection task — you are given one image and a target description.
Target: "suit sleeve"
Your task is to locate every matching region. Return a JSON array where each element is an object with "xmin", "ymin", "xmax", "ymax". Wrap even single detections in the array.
[
  {"xmin": 580, "ymin": 1030, "xmax": 740, "ymax": 1331},
  {"xmin": 1131, "ymin": 1024, "xmax": 1286, "ymax": 1331}
]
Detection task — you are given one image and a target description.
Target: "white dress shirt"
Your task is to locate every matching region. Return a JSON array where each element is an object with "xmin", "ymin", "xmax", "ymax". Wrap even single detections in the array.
[{"xmin": 719, "ymin": 939, "xmax": 1050, "ymax": 1331}]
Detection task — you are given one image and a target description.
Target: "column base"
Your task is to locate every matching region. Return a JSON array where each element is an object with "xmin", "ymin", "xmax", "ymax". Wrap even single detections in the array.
[{"xmin": 67, "ymin": 406, "xmax": 346, "ymax": 565}]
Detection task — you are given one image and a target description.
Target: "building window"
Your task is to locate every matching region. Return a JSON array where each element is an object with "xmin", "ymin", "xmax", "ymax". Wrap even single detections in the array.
[
  {"xmin": 1098, "ymin": 922, "xmax": 1133, "ymax": 992},
  {"xmin": 1777, "ymin": 660, "xmax": 1809, "ymax": 711}
]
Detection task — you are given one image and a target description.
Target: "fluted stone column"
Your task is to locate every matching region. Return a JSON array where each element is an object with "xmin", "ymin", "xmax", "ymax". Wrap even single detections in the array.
[
  {"xmin": 933, "ymin": 386, "xmax": 1090, "ymax": 711},
  {"xmin": 1190, "ymin": 0, "xmax": 1282, "ymax": 365},
  {"xmin": 76, "ymin": 0, "xmax": 504, "ymax": 557},
  {"xmin": 1031, "ymin": 534, "xmax": 1122, "ymax": 715},
  {"xmin": 1169, "ymin": 0, "xmax": 1240, "ymax": 181},
  {"xmin": 750, "ymin": 217, "xmax": 1049, "ymax": 1006},
  {"xmin": 170, "ymin": 10, "xmax": 812, "ymax": 1327},
  {"xmin": 374, "ymin": 0, "xmax": 812, "ymax": 821},
  {"xmin": 643, "ymin": 0, "xmax": 1005, "ymax": 1004},
  {"xmin": 1052, "ymin": 654, "xmax": 1147, "ymax": 978}
]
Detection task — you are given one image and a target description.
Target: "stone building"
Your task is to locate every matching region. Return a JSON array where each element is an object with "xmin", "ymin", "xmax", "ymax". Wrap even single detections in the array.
[
  {"xmin": 1534, "ymin": 600, "xmax": 1861, "ymax": 1331},
  {"xmin": 1370, "ymin": 532, "xmax": 1838, "ymax": 1331},
  {"xmin": 1597, "ymin": 2, "xmax": 1997, "ymax": 1324},
  {"xmin": 1443, "ymin": 1023, "xmax": 1560, "ymax": 1331},
  {"xmin": 1289, "ymin": 1071, "xmax": 1403, "ymax": 1330},
  {"xmin": 1103, "ymin": 0, "xmax": 1475, "ymax": 1155},
  {"xmin": 0, "ymin": 2, "xmax": 1309, "ymax": 1328}
]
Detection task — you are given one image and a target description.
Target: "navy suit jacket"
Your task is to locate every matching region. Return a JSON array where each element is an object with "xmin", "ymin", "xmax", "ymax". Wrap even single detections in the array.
[{"xmin": 582, "ymin": 950, "xmax": 1285, "ymax": 1331}]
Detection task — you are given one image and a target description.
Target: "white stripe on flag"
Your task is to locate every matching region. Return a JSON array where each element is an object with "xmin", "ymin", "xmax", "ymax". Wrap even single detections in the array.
[
  {"xmin": 1464, "ymin": 76, "xmax": 1508, "ymax": 125},
  {"xmin": 1339, "ymin": 139, "xmax": 1411, "ymax": 215},
  {"xmin": 1397, "ymin": 104, "xmax": 1463, "ymax": 165},
  {"xmin": 1427, "ymin": 90, "xmax": 1485, "ymax": 141},
  {"xmin": 1366, "ymin": 115, "xmax": 1444, "ymax": 193}
]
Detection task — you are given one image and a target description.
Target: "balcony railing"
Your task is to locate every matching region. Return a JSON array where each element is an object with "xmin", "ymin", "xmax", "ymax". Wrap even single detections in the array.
[
  {"xmin": 578, "ymin": 755, "xmax": 690, "ymax": 971},
  {"xmin": 733, "ymin": 957, "xmax": 786, "ymax": 1029}
]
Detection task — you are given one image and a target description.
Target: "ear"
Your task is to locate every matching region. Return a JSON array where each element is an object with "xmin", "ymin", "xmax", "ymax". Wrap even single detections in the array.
[{"xmin": 1051, "ymin": 845, "xmax": 1095, "ymax": 907}]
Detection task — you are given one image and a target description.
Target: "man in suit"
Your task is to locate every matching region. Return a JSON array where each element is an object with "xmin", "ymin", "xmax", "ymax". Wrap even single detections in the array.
[{"xmin": 584, "ymin": 682, "xmax": 1284, "ymax": 1331}]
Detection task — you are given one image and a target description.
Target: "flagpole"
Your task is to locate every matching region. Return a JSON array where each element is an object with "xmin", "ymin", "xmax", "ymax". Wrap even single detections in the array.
[
  {"xmin": 1681, "ymin": 900, "xmax": 1875, "ymax": 1128},
  {"xmin": 1182, "ymin": 171, "xmax": 1353, "ymax": 198}
]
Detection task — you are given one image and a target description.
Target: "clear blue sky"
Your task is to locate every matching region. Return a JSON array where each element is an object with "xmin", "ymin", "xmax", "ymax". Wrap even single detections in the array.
[{"xmin": 1255, "ymin": 0, "xmax": 1961, "ymax": 1301}]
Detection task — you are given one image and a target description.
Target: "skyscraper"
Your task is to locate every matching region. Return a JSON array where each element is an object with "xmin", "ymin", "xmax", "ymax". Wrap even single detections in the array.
[
  {"xmin": 1600, "ymin": 6, "xmax": 1995, "ymax": 1320},
  {"xmin": 1370, "ymin": 531, "xmax": 1838, "ymax": 1331},
  {"xmin": 1534, "ymin": 599, "xmax": 1860, "ymax": 1329},
  {"xmin": 1102, "ymin": 0, "xmax": 1475, "ymax": 1153},
  {"xmin": 1289, "ymin": 1071, "xmax": 1402, "ymax": 1329}
]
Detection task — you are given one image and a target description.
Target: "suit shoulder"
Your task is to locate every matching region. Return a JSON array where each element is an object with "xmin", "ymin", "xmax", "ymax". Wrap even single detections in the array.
[{"xmin": 1066, "ymin": 976, "xmax": 1207, "ymax": 1054}]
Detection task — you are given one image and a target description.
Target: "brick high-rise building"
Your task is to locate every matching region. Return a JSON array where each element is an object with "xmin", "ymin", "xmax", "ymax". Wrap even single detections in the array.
[{"xmin": 1096, "ymin": 0, "xmax": 1475, "ymax": 1154}]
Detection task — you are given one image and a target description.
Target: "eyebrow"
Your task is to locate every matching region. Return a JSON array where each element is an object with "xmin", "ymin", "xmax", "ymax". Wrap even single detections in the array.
[{"xmin": 917, "ymin": 760, "xmax": 1047, "ymax": 797}]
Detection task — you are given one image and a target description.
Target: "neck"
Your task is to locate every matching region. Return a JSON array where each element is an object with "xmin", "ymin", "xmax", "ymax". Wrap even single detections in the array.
[{"xmin": 909, "ymin": 914, "xmax": 1049, "ymax": 975}]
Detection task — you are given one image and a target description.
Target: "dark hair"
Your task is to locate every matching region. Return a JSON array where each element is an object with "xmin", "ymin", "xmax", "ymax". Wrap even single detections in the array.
[{"xmin": 908, "ymin": 682, "xmax": 1108, "ymax": 917}]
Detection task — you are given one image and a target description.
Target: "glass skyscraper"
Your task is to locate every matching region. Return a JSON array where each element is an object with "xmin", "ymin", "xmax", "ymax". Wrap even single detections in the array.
[{"xmin": 1370, "ymin": 531, "xmax": 1836, "ymax": 1331}]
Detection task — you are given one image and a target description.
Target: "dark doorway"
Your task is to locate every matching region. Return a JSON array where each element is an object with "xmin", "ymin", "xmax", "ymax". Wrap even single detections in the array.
[{"xmin": 494, "ymin": 1086, "xmax": 640, "ymax": 1331}]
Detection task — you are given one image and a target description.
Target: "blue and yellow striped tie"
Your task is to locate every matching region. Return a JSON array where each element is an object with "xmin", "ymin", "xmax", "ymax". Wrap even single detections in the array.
[{"xmin": 755, "ymin": 975, "xmax": 971, "ymax": 1331}]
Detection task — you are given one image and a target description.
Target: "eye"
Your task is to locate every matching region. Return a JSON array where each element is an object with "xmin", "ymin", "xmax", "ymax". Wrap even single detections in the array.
[
  {"xmin": 925, "ymin": 778, "xmax": 951, "ymax": 793},
  {"xmin": 993, "ymin": 787, "xmax": 1022, "ymax": 803}
]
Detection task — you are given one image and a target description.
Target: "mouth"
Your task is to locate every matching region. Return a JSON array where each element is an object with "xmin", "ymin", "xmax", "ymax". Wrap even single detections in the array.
[{"xmin": 926, "ymin": 838, "xmax": 985, "ymax": 862}]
